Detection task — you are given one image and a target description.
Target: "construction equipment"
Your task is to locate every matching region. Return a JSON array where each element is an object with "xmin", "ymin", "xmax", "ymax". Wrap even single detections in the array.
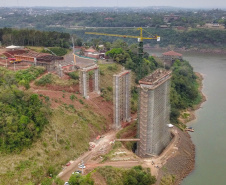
[
  {"xmin": 9, "ymin": 58, "xmax": 21, "ymax": 64},
  {"xmin": 72, "ymin": 37, "xmax": 77, "ymax": 65},
  {"xmin": 85, "ymin": 27, "xmax": 160, "ymax": 78},
  {"xmin": 85, "ymin": 27, "xmax": 160, "ymax": 60}
]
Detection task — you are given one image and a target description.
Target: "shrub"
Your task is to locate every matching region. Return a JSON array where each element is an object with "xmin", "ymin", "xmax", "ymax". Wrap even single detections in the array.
[
  {"xmin": 100, "ymin": 69, "xmax": 105, "ymax": 76},
  {"xmin": 79, "ymin": 99, "xmax": 84, "ymax": 104},
  {"xmin": 35, "ymin": 74, "xmax": 53, "ymax": 86},
  {"xmin": 107, "ymin": 86, "xmax": 113, "ymax": 92},
  {"xmin": 68, "ymin": 72, "xmax": 79, "ymax": 80},
  {"xmin": 70, "ymin": 94, "xmax": 76, "ymax": 101}
]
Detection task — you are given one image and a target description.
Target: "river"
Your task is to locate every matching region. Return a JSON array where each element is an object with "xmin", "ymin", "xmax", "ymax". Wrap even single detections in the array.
[{"xmin": 147, "ymin": 50, "xmax": 226, "ymax": 185}]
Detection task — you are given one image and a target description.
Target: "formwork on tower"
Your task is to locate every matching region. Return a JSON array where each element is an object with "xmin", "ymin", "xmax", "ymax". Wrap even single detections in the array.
[
  {"xmin": 79, "ymin": 64, "xmax": 100, "ymax": 99},
  {"xmin": 137, "ymin": 69, "xmax": 172, "ymax": 157},
  {"xmin": 113, "ymin": 70, "xmax": 131, "ymax": 129}
]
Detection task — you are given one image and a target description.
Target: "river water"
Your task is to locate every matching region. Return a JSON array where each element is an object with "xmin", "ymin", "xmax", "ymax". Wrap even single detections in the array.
[{"xmin": 147, "ymin": 50, "xmax": 226, "ymax": 185}]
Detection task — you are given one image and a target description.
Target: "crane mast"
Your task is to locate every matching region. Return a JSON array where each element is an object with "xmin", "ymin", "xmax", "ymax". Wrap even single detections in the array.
[{"xmin": 85, "ymin": 27, "xmax": 160, "ymax": 78}]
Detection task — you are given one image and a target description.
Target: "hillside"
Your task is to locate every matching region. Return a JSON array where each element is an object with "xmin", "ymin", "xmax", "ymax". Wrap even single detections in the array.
[{"xmin": 0, "ymin": 63, "xmax": 125, "ymax": 185}]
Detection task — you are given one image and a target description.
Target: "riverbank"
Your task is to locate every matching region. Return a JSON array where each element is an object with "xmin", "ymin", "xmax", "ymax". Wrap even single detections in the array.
[
  {"xmin": 157, "ymin": 72, "xmax": 206, "ymax": 185},
  {"xmin": 145, "ymin": 46, "xmax": 226, "ymax": 55},
  {"xmin": 179, "ymin": 72, "xmax": 207, "ymax": 124}
]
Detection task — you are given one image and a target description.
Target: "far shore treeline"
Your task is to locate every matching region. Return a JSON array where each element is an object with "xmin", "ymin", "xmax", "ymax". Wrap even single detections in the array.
[
  {"xmin": 0, "ymin": 28, "xmax": 71, "ymax": 48},
  {"xmin": 0, "ymin": 27, "xmax": 226, "ymax": 50}
]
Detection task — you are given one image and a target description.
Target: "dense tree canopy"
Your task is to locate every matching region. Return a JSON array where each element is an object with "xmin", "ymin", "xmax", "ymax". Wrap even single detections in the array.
[
  {"xmin": 96, "ymin": 166, "xmax": 156, "ymax": 185},
  {"xmin": 170, "ymin": 60, "xmax": 199, "ymax": 123},
  {"xmin": 0, "ymin": 67, "xmax": 50, "ymax": 153},
  {"xmin": 0, "ymin": 28, "xmax": 71, "ymax": 48}
]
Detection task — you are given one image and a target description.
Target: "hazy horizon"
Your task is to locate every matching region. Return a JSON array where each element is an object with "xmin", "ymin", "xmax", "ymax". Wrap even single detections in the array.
[{"xmin": 0, "ymin": 0, "xmax": 225, "ymax": 9}]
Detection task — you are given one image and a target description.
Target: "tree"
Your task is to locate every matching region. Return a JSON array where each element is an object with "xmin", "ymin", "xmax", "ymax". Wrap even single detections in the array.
[
  {"xmin": 123, "ymin": 166, "xmax": 156, "ymax": 185},
  {"xmin": 76, "ymin": 38, "xmax": 83, "ymax": 46},
  {"xmin": 69, "ymin": 174, "xmax": 94, "ymax": 185}
]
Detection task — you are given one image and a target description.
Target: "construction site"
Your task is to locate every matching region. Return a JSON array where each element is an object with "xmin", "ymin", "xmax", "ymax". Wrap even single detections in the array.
[
  {"xmin": 137, "ymin": 69, "xmax": 172, "ymax": 157},
  {"xmin": 0, "ymin": 45, "xmax": 174, "ymax": 155},
  {"xmin": 0, "ymin": 44, "xmax": 197, "ymax": 185}
]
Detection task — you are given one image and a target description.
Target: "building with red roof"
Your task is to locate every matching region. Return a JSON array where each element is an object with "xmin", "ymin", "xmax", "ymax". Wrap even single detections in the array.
[
  {"xmin": 162, "ymin": 51, "xmax": 183, "ymax": 67},
  {"xmin": 163, "ymin": 51, "xmax": 182, "ymax": 57}
]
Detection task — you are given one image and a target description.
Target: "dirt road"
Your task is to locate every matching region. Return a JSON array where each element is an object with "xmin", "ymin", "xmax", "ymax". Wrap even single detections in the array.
[
  {"xmin": 58, "ymin": 131, "xmax": 116, "ymax": 182},
  {"xmin": 58, "ymin": 127, "xmax": 181, "ymax": 183}
]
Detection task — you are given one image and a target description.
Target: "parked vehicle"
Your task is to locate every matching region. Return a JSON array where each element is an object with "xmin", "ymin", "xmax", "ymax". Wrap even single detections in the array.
[
  {"xmin": 78, "ymin": 165, "xmax": 86, "ymax": 169},
  {"xmin": 72, "ymin": 170, "xmax": 82, "ymax": 174}
]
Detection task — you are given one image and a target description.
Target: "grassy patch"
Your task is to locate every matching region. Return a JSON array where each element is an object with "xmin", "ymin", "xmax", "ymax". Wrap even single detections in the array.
[
  {"xmin": 41, "ymin": 47, "xmax": 69, "ymax": 56},
  {"xmin": 35, "ymin": 73, "xmax": 53, "ymax": 86},
  {"xmin": 99, "ymin": 63, "xmax": 122, "ymax": 102},
  {"xmin": 116, "ymin": 121, "xmax": 137, "ymax": 151},
  {"xmin": 101, "ymin": 141, "xmax": 122, "ymax": 162},
  {"xmin": 68, "ymin": 71, "xmax": 79, "ymax": 80},
  {"xmin": 116, "ymin": 121, "xmax": 137, "ymax": 139},
  {"xmin": 0, "ymin": 106, "xmax": 106, "ymax": 185},
  {"xmin": 160, "ymin": 174, "xmax": 176, "ymax": 185},
  {"xmin": 35, "ymin": 73, "xmax": 79, "ymax": 87},
  {"xmin": 95, "ymin": 166, "xmax": 156, "ymax": 185},
  {"xmin": 15, "ymin": 66, "xmax": 46, "ymax": 88}
]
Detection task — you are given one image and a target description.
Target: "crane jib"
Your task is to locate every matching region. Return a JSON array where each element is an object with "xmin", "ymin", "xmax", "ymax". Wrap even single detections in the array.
[{"xmin": 85, "ymin": 32, "xmax": 159, "ymax": 40}]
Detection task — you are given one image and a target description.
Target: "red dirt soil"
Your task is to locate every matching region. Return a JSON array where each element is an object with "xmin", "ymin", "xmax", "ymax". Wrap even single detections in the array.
[{"xmin": 31, "ymin": 79, "xmax": 113, "ymax": 126}]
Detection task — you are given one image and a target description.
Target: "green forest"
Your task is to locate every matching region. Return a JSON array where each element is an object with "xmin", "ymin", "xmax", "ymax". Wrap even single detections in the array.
[
  {"xmin": 69, "ymin": 27, "xmax": 226, "ymax": 49},
  {"xmin": 0, "ymin": 28, "xmax": 71, "ymax": 48},
  {"xmin": 0, "ymin": 67, "xmax": 50, "ymax": 153},
  {"xmin": 0, "ymin": 27, "xmax": 226, "ymax": 50}
]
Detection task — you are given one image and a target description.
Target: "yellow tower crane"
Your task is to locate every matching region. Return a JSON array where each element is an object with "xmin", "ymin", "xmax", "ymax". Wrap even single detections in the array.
[
  {"xmin": 85, "ymin": 27, "xmax": 160, "ymax": 78},
  {"xmin": 85, "ymin": 27, "xmax": 160, "ymax": 60}
]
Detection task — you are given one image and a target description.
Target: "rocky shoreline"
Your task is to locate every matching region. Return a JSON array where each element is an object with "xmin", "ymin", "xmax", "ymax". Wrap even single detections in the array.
[{"xmin": 157, "ymin": 72, "xmax": 206, "ymax": 185}]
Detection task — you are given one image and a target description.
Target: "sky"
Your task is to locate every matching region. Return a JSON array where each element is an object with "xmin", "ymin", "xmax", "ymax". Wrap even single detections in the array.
[{"xmin": 0, "ymin": 0, "xmax": 225, "ymax": 9}]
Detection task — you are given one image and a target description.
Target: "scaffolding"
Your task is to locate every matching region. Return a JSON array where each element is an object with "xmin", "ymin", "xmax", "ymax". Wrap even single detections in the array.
[
  {"xmin": 79, "ymin": 64, "xmax": 100, "ymax": 99},
  {"xmin": 113, "ymin": 70, "xmax": 131, "ymax": 129},
  {"xmin": 137, "ymin": 69, "xmax": 172, "ymax": 157}
]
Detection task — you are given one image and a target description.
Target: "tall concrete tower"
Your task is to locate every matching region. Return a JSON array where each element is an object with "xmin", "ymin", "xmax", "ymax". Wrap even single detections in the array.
[
  {"xmin": 113, "ymin": 70, "xmax": 131, "ymax": 129},
  {"xmin": 137, "ymin": 69, "xmax": 172, "ymax": 157}
]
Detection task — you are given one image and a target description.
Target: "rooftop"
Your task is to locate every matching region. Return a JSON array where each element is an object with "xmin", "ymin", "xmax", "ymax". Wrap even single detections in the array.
[
  {"xmin": 14, "ymin": 50, "xmax": 63, "ymax": 62},
  {"xmin": 139, "ymin": 69, "xmax": 172, "ymax": 86}
]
